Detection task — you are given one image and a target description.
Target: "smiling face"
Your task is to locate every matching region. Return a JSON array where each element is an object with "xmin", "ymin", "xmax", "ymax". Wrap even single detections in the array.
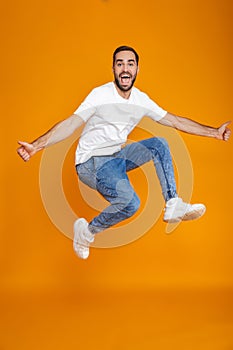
[{"xmin": 113, "ymin": 50, "xmax": 139, "ymax": 98}]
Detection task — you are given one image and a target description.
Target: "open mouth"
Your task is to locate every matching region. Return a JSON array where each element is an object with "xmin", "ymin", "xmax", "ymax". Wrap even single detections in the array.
[{"xmin": 120, "ymin": 74, "xmax": 131, "ymax": 84}]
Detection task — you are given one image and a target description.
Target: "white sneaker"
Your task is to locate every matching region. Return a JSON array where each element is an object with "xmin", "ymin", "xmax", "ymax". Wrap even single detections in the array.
[
  {"xmin": 73, "ymin": 218, "xmax": 95, "ymax": 259},
  {"xmin": 163, "ymin": 197, "xmax": 206, "ymax": 223}
]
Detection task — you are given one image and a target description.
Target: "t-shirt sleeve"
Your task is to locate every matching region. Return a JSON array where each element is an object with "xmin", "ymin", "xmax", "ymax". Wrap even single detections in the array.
[
  {"xmin": 73, "ymin": 89, "xmax": 98, "ymax": 122},
  {"xmin": 140, "ymin": 92, "xmax": 167, "ymax": 121}
]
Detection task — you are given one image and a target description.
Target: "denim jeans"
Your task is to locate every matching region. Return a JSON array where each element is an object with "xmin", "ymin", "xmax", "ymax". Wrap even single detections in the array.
[{"xmin": 76, "ymin": 137, "xmax": 177, "ymax": 234}]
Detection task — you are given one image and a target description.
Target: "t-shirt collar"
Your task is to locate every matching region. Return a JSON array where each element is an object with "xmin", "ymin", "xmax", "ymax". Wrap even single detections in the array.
[{"xmin": 112, "ymin": 81, "xmax": 134, "ymax": 102}]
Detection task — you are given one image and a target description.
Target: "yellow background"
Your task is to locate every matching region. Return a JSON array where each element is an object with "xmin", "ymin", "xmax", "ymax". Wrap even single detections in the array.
[{"xmin": 1, "ymin": 0, "xmax": 233, "ymax": 349}]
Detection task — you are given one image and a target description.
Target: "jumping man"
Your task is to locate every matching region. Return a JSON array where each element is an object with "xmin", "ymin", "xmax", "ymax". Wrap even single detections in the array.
[{"xmin": 17, "ymin": 46, "xmax": 231, "ymax": 259}]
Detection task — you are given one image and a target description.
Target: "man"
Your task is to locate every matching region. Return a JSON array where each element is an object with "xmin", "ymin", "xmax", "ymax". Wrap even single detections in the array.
[{"xmin": 17, "ymin": 45, "xmax": 231, "ymax": 259}]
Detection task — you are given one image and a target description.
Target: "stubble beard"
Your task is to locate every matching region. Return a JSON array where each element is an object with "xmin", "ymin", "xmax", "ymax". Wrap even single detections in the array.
[{"xmin": 114, "ymin": 74, "xmax": 137, "ymax": 92}]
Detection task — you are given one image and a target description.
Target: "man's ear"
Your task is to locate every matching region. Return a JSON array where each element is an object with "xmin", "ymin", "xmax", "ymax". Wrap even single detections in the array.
[{"xmin": 137, "ymin": 65, "xmax": 140, "ymax": 74}]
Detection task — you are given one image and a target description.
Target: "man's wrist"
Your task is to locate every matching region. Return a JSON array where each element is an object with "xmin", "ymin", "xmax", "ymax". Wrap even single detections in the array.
[
  {"xmin": 207, "ymin": 127, "xmax": 219, "ymax": 138},
  {"xmin": 32, "ymin": 140, "xmax": 45, "ymax": 152}
]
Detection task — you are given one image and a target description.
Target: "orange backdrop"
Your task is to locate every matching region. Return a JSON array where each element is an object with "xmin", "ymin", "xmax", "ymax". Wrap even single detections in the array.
[{"xmin": 1, "ymin": 0, "xmax": 233, "ymax": 349}]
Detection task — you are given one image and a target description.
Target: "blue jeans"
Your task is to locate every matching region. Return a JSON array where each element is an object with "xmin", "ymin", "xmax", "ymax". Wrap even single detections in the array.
[{"xmin": 76, "ymin": 137, "xmax": 177, "ymax": 234}]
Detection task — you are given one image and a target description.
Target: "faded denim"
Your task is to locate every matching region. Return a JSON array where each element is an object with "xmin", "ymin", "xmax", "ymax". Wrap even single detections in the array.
[{"xmin": 76, "ymin": 137, "xmax": 177, "ymax": 234}]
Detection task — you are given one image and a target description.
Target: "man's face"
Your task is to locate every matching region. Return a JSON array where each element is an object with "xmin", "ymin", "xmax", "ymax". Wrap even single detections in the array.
[{"xmin": 113, "ymin": 50, "xmax": 139, "ymax": 92}]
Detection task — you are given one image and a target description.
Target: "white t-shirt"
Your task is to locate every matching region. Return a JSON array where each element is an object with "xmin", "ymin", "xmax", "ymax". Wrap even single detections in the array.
[{"xmin": 74, "ymin": 82, "xmax": 167, "ymax": 165}]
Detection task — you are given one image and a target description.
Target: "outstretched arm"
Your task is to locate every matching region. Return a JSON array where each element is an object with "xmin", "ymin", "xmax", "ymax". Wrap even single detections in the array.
[
  {"xmin": 17, "ymin": 114, "xmax": 84, "ymax": 162},
  {"xmin": 158, "ymin": 112, "xmax": 231, "ymax": 141}
]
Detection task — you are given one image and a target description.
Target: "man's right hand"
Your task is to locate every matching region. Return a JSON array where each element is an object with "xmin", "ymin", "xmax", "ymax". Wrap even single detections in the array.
[{"xmin": 17, "ymin": 141, "xmax": 37, "ymax": 162}]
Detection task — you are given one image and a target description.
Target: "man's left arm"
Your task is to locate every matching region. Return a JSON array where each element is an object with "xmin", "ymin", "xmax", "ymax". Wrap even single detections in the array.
[{"xmin": 158, "ymin": 112, "xmax": 231, "ymax": 141}]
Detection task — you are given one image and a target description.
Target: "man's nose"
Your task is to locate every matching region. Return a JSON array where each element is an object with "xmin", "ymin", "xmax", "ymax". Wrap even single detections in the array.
[{"xmin": 122, "ymin": 64, "xmax": 128, "ymax": 72}]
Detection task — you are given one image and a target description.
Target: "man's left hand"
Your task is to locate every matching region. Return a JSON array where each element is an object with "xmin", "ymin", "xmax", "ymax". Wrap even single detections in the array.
[{"xmin": 217, "ymin": 121, "xmax": 231, "ymax": 141}]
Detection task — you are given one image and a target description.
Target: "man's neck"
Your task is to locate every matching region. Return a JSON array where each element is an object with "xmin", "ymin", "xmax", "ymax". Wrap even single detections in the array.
[{"xmin": 114, "ymin": 82, "xmax": 132, "ymax": 99}]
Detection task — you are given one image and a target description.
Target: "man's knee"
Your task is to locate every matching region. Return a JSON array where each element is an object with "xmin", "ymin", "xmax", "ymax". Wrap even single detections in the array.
[{"xmin": 123, "ymin": 193, "xmax": 140, "ymax": 218}]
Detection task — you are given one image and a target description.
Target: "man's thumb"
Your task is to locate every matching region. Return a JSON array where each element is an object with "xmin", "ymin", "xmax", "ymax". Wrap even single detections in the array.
[{"xmin": 18, "ymin": 141, "xmax": 27, "ymax": 147}]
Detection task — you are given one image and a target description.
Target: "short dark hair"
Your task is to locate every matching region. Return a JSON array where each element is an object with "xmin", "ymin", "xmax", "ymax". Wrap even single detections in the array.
[{"xmin": 113, "ymin": 46, "xmax": 139, "ymax": 66}]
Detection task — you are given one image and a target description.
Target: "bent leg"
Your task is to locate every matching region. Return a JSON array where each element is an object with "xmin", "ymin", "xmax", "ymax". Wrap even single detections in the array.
[
  {"xmin": 88, "ymin": 157, "xmax": 140, "ymax": 234},
  {"xmin": 119, "ymin": 137, "xmax": 177, "ymax": 202}
]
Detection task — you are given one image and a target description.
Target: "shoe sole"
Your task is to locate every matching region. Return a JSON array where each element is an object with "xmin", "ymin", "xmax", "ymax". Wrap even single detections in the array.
[
  {"xmin": 73, "ymin": 219, "xmax": 90, "ymax": 259},
  {"xmin": 182, "ymin": 206, "xmax": 206, "ymax": 221},
  {"xmin": 164, "ymin": 207, "xmax": 206, "ymax": 223}
]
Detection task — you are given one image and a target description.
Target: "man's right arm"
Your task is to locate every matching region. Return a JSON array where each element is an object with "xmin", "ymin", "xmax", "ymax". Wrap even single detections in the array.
[{"xmin": 17, "ymin": 114, "xmax": 84, "ymax": 162}]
